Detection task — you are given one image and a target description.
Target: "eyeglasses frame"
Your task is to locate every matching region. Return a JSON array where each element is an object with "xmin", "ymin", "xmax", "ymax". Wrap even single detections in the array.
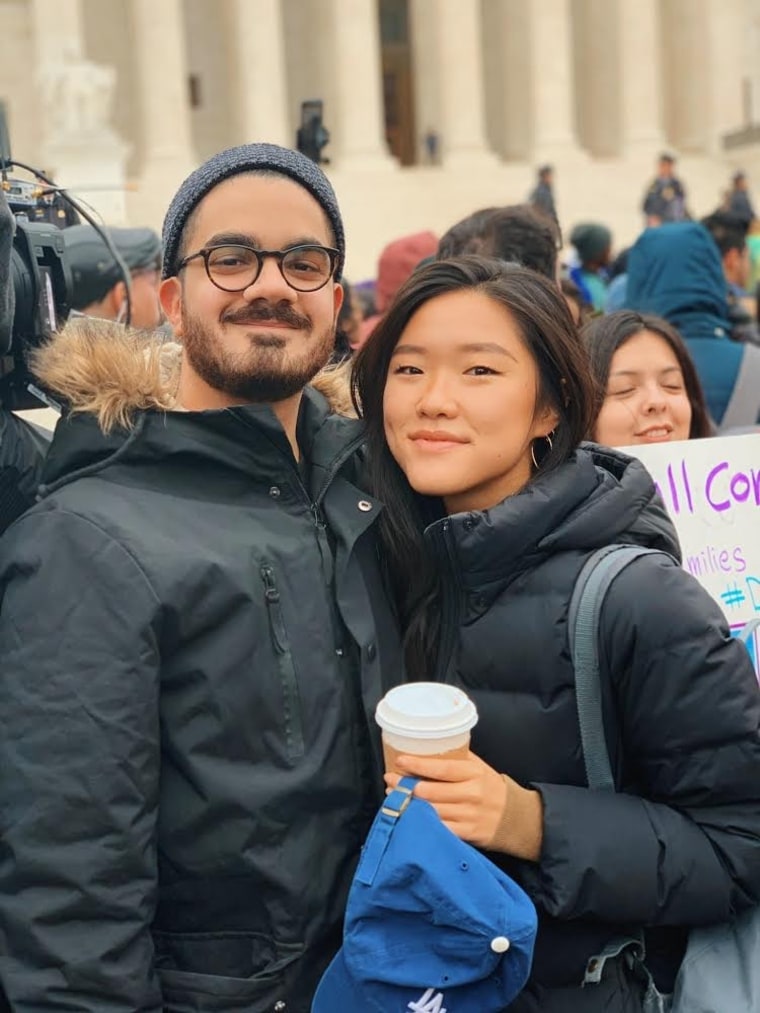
[{"xmin": 177, "ymin": 243, "xmax": 340, "ymax": 293}]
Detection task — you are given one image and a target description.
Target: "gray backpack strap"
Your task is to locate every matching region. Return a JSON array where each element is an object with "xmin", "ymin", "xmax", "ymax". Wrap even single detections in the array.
[
  {"xmin": 736, "ymin": 617, "xmax": 760, "ymax": 644},
  {"xmin": 571, "ymin": 545, "xmax": 760, "ymax": 1012},
  {"xmin": 568, "ymin": 545, "xmax": 667, "ymax": 792},
  {"xmin": 719, "ymin": 343, "xmax": 760, "ymax": 431}
]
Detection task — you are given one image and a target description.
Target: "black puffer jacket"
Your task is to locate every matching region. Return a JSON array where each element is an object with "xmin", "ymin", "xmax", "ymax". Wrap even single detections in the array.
[
  {"xmin": 425, "ymin": 445, "xmax": 760, "ymax": 1007},
  {"xmin": 0, "ymin": 411, "xmax": 51, "ymax": 531},
  {"xmin": 0, "ymin": 374, "xmax": 402, "ymax": 1011}
]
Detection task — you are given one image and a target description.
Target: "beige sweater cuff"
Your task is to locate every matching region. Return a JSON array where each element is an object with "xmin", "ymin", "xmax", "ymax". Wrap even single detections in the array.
[{"xmin": 487, "ymin": 776, "xmax": 544, "ymax": 862}]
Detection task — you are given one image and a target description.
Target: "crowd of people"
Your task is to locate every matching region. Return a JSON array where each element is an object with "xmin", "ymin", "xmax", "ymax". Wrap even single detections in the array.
[{"xmin": 0, "ymin": 141, "xmax": 758, "ymax": 1013}]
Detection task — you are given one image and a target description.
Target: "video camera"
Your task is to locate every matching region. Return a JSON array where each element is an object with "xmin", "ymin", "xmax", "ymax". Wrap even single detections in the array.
[
  {"xmin": 296, "ymin": 100, "xmax": 330, "ymax": 166},
  {"xmin": 0, "ymin": 126, "xmax": 72, "ymax": 410},
  {"xmin": 0, "ymin": 102, "xmax": 133, "ymax": 412}
]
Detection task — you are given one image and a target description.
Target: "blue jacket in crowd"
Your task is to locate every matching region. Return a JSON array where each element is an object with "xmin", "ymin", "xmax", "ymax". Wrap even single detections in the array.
[{"xmin": 624, "ymin": 222, "xmax": 747, "ymax": 426}]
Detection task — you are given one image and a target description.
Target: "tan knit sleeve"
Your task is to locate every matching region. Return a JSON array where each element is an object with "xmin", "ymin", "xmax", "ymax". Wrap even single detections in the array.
[{"xmin": 486, "ymin": 775, "xmax": 544, "ymax": 862}]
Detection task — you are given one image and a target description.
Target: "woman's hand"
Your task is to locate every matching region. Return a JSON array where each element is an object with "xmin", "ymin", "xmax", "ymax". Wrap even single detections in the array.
[{"xmin": 384, "ymin": 751, "xmax": 508, "ymax": 849}]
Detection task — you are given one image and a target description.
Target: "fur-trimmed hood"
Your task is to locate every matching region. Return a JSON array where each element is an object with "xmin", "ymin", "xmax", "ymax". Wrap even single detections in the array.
[{"xmin": 32, "ymin": 316, "xmax": 355, "ymax": 435}]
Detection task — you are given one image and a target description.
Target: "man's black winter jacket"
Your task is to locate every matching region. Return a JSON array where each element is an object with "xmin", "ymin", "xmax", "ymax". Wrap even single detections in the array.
[{"xmin": 0, "ymin": 382, "xmax": 402, "ymax": 1012}]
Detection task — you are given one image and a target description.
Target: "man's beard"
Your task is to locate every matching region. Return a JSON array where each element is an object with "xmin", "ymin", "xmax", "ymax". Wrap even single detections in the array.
[{"xmin": 180, "ymin": 302, "xmax": 335, "ymax": 403}]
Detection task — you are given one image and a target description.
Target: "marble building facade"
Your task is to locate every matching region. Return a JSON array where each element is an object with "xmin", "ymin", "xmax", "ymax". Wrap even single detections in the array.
[{"xmin": 1, "ymin": 0, "xmax": 759, "ymax": 276}]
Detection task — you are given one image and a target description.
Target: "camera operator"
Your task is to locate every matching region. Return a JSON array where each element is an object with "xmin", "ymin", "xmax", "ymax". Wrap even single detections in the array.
[
  {"xmin": 0, "ymin": 188, "xmax": 50, "ymax": 533},
  {"xmin": 64, "ymin": 224, "xmax": 163, "ymax": 330}
]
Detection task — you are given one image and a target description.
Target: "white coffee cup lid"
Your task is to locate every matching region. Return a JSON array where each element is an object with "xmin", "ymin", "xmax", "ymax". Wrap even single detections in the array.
[{"xmin": 375, "ymin": 682, "xmax": 478, "ymax": 739}]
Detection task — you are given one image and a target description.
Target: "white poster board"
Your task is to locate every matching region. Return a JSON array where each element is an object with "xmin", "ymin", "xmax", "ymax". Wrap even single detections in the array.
[{"xmin": 621, "ymin": 433, "xmax": 760, "ymax": 676}]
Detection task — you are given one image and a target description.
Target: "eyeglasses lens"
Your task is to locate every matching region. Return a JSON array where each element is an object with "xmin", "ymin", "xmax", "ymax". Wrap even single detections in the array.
[{"xmin": 206, "ymin": 246, "xmax": 332, "ymax": 292}]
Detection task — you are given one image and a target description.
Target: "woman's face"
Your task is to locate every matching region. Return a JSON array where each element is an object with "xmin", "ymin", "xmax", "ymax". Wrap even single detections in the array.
[
  {"xmin": 594, "ymin": 329, "xmax": 692, "ymax": 447},
  {"xmin": 382, "ymin": 289, "xmax": 558, "ymax": 514}
]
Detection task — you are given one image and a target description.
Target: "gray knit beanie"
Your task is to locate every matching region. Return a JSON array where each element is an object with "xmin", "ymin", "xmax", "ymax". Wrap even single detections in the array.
[{"xmin": 161, "ymin": 143, "xmax": 345, "ymax": 281}]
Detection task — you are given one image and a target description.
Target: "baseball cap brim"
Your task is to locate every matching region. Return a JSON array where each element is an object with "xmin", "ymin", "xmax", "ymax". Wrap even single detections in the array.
[
  {"xmin": 312, "ymin": 937, "xmax": 520, "ymax": 1013},
  {"xmin": 312, "ymin": 948, "xmax": 368, "ymax": 1011}
]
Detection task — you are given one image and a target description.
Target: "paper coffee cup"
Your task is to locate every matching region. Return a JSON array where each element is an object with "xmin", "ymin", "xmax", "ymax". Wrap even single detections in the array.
[{"xmin": 375, "ymin": 683, "xmax": 478, "ymax": 773}]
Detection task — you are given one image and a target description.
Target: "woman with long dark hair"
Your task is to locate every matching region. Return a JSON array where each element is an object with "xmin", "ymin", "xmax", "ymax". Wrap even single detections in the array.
[
  {"xmin": 353, "ymin": 257, "xmax": 760, "ymax": 1012},
  {"xmin": 583, "ymin": 310, "xmax": 713, "ymax": 445}
]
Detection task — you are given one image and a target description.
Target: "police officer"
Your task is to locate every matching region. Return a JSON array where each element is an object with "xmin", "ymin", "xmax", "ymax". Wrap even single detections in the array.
[
  {"xmin": 642, "ymin": 152, "xmax": 688, "ymax": 225},
  {"xmin": 63, "ymin": 224, "xmax": 163, "ymax": 329},
  {"xmin": 528, "ymin": 164, "xmax": 558, "ymax": 223},
  {"xmin": 727, "ymin": 170, "xmax": 756, "ymax": 227}
]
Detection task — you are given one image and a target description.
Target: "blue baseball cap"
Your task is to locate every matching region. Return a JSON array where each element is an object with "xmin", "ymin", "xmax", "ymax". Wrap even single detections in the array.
[{"xmin": 312, "ymin": 776, "xmax": 537, "ymax": 1012}]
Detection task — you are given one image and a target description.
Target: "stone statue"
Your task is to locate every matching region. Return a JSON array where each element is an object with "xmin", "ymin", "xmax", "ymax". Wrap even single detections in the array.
[{"xmin": 39, "ymin": 56, "xmax": 117, "ymax": 141}]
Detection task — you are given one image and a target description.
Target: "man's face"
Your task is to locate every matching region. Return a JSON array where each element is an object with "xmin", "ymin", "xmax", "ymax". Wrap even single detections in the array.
[
  {"xmin": 160, "ymin": 174, "xmax": 343, "ymax": 406},
  {"xmin": 658, "ymin": 158, "xmax": 674, "ymax": 178},
  {"xmin": 725, "ymin": 244, "xmax": 751, "ymax": 290},
  {"xmin": 126, "ymin": 266, "xmax": 162, "ymax": 329}
]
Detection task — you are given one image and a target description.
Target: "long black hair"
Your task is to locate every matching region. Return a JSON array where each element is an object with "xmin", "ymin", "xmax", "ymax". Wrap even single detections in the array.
[
  {"xmin": 352, "ymin": 256, "xmax": 595, "ymax": 677},
  {"xmin": 582, "ymin": 310, "xmax": 713, "ymax": 440}
]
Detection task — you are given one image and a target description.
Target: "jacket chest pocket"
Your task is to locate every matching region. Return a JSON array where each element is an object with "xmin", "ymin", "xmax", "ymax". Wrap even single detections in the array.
[
  {"xmin": 260, "ymin": 563, "xmax": 305, "ymax": 762},
  {"xmin": 155, "ymin": 930, "xmax": 303, "ymax": 1013}
]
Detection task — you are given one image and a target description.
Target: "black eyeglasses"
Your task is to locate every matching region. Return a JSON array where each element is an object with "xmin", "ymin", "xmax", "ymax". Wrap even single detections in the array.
[{"xmin": 177, "ymin": 243, "xmax": 339, "ymax": 293}]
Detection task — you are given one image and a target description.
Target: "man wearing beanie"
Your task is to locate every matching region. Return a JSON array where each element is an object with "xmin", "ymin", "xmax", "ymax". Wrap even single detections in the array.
[{"xmin": 0, "ymin": 144, "xmax": 402, "ymax": 1011}]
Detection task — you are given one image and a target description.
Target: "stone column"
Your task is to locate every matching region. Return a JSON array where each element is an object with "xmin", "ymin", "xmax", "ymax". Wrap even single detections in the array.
[
  {"xmin": 131, "ymin": 0, "xmax": 196, "ymax": 225},
  {"xmin": 571, "ymin": 0, "xmax": 618, "ymax": 157},
  {"xmin": 31, "ymin": 0, "xmax": 129, "ymax": 223},
  {"xmin": 409, "ymin": 0, "xmax": 442, "ymax": 163},
  {"xmin": 330, "ymin": 0, "xmax": 396, "ymax": 169},
  {"xmin": 527, "ymin": 0, "xmax": 584, "ymax": 162},
  {"xmin": 434, "ymin": 0, "xmax": 498, "ymax": 166},
  {"xmin": 227, "ymin": 0, "xmax": 290, "ymax": 147},
  {"xmin": 31, "ymin": 0, "xmax": 84, "ymax": 62},
  {"xmin": 747, "ymin": 0, "xmax": 760, "ymax": 126},
  {"xmin": 661, "ymin": 0, "xmax": 710, "ymax": 153},
  {"xmin": 617, "ymin": 0, "xmax": 666, "ymax": 155},
  {"xmin": 480, "ymin": 0, "xmax": 531, "ymax": 161},
  {"xmin": 703, "ymin": 0, "xmax": 745, "ymax": 154}
]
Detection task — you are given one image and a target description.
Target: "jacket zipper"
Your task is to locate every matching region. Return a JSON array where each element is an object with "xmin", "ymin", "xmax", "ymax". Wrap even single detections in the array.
[
  {"xmin": 432, "ymin": 519, "xmax": 465, "ymax": 683},
  {"xmin": 313, "ymin": 432, "xmax": 367, "ymax": 509},
  {"xmin": 261, "ymin": 563, "xmax": 305, "ymax": 761}
]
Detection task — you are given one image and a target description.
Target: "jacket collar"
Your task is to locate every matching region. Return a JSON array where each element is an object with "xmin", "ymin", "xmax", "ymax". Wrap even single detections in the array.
[
  {"xmin": 425, "ymin": 445, "xmax": 680, "ymax": 591},
  {"xmin": 40, "ymin": 387, "xmax": 366, "ymax": 500}
]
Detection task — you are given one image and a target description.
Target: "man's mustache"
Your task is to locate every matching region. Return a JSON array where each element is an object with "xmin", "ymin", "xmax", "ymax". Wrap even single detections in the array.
[{"xmin": 221, "ymin": 304, "xmax": 311, "ymax": 329}]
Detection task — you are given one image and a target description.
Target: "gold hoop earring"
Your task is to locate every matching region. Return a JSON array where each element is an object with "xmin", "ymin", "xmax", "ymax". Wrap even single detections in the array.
[{"xmin": 531, "ymin": 432, "xmax": 554, "ymax": 471}]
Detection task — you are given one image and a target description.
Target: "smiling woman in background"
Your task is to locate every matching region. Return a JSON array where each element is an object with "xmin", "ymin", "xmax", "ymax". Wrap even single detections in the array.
[{"xmin": 582, "ymin": 310, "xmax": 713, "ymax": 446}]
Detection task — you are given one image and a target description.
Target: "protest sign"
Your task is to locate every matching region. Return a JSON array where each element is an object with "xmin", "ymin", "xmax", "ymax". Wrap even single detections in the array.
[{"xmin": 621, "ymin": 433, "xmax": 760, "ymax": 675}]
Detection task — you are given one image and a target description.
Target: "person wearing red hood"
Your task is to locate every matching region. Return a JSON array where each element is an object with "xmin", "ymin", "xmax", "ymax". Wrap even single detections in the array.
[{"xmin": 355, "ymin": 230, "xmax": 438, "ymax": 349}]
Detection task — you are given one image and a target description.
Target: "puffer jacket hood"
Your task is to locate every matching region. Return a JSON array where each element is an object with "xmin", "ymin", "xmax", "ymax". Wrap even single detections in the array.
[
  {"xmin": 436, "ymin": 443, "xmax": 679, "ymax": 601},
  {"xmin": 624, "ymin": 222, "xmax": 731, "ymax": 342},
  {"xmin": 31, "ymin": 317, "xmax": 357, "ymax": 489}
]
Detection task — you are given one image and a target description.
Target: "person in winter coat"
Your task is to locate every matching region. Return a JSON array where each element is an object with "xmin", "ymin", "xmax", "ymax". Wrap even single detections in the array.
[
  {"xmin": 356, "ymin": 230, "xmax": 438, "ymax": 349},
  {"xmin": 352, "ymin": 256, "xmax": 760, "ymax": 1012},
  {"xmin": 0, "ymin": 144, "xmax": 402, "ymax": 1013},
  {"xmin": 527, "ymin": 165, "xmax": 558, "ymax": 224},
  {"xmin": 0, "ymin": 188, "xmax": 51, "ymax": 533},
  {"xmin": 624, "ymin": 221, "xmax": 760, "ymax": 430},
  {"xmin": 568, "ymin": 222, "xmax": 612, "ymax": 312},
  {"xmin": 582, "ymin": 310, "xmax": 713, "ymax": 446}
]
